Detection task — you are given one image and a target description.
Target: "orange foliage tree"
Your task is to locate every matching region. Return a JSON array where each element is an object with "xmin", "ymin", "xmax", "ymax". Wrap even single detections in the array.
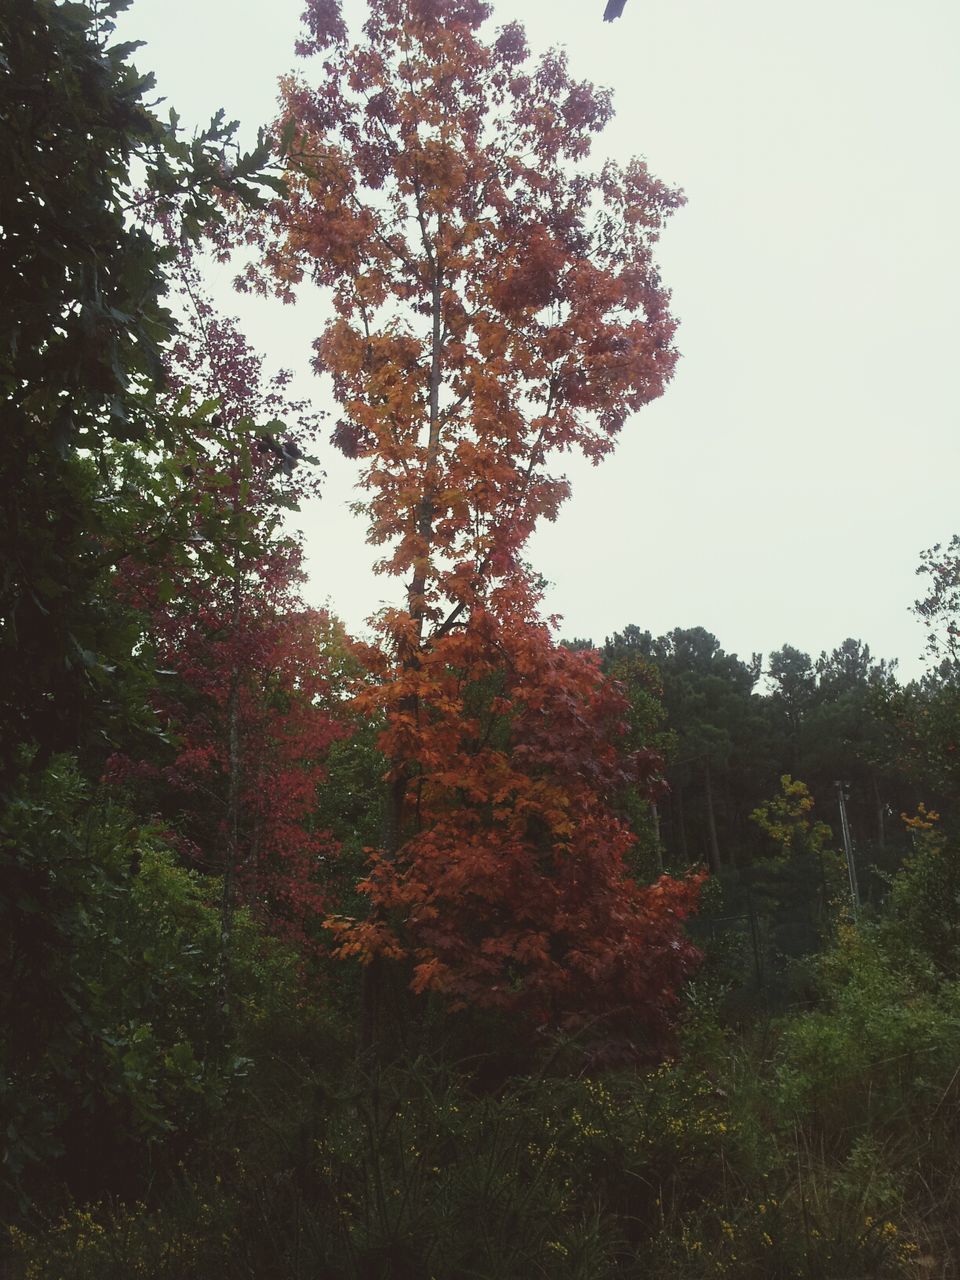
[{"xmin": 247, "ymin": 0, "xmax": 703, "ymax": 1037}]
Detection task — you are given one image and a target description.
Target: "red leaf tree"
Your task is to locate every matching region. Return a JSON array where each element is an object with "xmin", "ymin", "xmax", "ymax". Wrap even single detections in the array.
[
  {"xmin": 112, "ymin": 244, "xmax": 344, "ymax": 959},
  {"xmin": 250, "ymin": 0, "xmax": 703, "ymax": 1036}
]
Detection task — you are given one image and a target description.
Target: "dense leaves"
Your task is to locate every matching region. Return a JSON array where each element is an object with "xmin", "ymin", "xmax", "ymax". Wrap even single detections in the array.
[
  {"xmin": 6, "ymin": 2, "xmax": 960, "ymax": 1276},
  {"xmin": 0, "ymin": 759, "xmax": 269, "ymax": 1218},
  {"xmin": 108, "ymin": 246, "xmax": 343, "ymax": 953},
  {"xmin": 0, "ymin": 0, "xmax": 276, "ymax": 782},
  {"xmin": 243, "ymin": 0, "xmax": 700, "ymax": 1028},
  {"xmin": 330, "ymin": 626, "xmax": 703, "ymax": 1030}
]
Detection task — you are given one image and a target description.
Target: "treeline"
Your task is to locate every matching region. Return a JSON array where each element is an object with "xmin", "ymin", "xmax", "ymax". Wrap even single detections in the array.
[{"xmin": 574, "ymin": 625, "xmax": 948, "ymax": 881}]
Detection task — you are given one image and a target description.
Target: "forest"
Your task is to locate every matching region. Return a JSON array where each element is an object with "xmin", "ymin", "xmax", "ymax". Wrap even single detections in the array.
[{"xmin": 2, "ymin": 0, "xmax": 960, "ymax": 1276}]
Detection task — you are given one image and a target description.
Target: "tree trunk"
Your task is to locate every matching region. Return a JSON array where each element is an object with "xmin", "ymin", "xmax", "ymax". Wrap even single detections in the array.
[
  {"xmin": 360, "ymin": 770, "xmax": 408, "ymax": 1058},
  {"xmin": 650, "ymin": 799, "xmax": 664, "ymax": 873},
  {"xmin": 676, "ymin": 779, "xmax": 689, "ymax": 863},
  {"xmin": 218, "ymin": 560, "xmax": 243, "ymax": 1025},
  {"xmin": 704, "ymin": 761, "xmax": 722, "ymax": 874},
  {"xmin": 873, "ymin": 777, "xmax": 886, "ymax": 849},
  {"xmin": 362, "ymin": 204, "xmax": 444, "ymax": 1060}
]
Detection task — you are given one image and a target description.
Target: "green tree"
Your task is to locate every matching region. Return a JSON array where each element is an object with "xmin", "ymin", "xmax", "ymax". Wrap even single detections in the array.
[
  {"xmin": 0, "ymin": 0, "xmax": 276, "ymax": 784},
  {"xmin": 766, "ymin": 643, "xmax": 817, "ymax": 771},
  {"xmin": 800, "ymin": 640, "xmax": 905, "ymax": 859},
  {"xmin": 604, "ymin": 646, "xmax": 676, "ymax": 875},
  {"xmin": 0, "ymin": 757, "xmax": 275, "ymax": 1218},
  {"xmin": 747, "ymin": 773, "xmax": 842, "ymax": 958},
  {"xmin": 880, "ymin": 538, "xmax": 960, "ymax": 809},
  {"xmin": 606, "ymin": 626, "xmax": 764, "ymax": 872}
]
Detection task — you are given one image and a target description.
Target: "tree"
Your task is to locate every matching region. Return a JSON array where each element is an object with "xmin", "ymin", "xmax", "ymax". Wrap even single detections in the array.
[
  {"xmin": 606, "ymin": 627, "xmax": 764, "ymax": 872},
  {"xmin": 109, "ymin": 244, "xmax": 342, "ymax": 990},
  {"xmin": 602, "ymin": 647, "xmax": 675, "ymax": 875},
  {"xmin": 767, "ymin": 644, "xmax": 817, "ymax": 770},
  {"xmin": 816, "ymin": 638, "xmax": 893, "ymax": 697},
  {"xmin": 250, "ymin": 0, "xmax": 701, "ymax": 1036},
  {"xmin": 915, "ymin": 535, "xmax": 960, "ymax": 672},
  {"xmin": 877, "ymin": 539, "xmax": 960, "ymax": 804},
  {"xmin": 0, "ymin": 0, "xmax": 277, "ymax": 786},
  {"xmin": 794, "ymin": 640, "xmax": 904, "ymax": 856},
  {"xmin": 744, "ymin": 775, "xmax": 842, "ymax": 976}
]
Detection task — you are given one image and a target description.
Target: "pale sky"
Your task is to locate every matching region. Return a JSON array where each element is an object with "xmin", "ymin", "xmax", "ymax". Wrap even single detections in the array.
[{"xmin": 118, "ymin": 0, "xmax": 960, "ymax": 680}]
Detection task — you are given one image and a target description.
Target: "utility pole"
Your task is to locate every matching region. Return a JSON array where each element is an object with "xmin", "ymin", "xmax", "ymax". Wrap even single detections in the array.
[{"xmin": 835, "ymin": 781, "xmax": 860, "ymax": 921}]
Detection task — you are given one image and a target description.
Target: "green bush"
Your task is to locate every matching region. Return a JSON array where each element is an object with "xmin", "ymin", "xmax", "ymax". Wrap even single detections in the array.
[
  {"xmin": 0, "ymin": 757, "xmax": 301, "ymax": 1221},
  {"xmin": 11, "ymin": 773, "xmax": 960, "ymax": 1277},
  {"xmin": 775, "ymin": 923, "xmax": 960, "ymax": 1147},
  {"xmin": 882, "ymin": 817, "xmax": 960, "ymax": 978}
]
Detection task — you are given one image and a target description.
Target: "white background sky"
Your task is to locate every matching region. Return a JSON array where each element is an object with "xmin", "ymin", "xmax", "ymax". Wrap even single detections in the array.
[{"xmin": 118, "ymin": 0, "xmax": 960, "ymax": 680}]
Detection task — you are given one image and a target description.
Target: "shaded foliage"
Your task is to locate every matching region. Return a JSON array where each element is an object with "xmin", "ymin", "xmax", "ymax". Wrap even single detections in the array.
[
  {"xmin": 0, "ymin": 0, "xmax": 277, "ymax": 784},
  {"xmin": 7, "ymin": 4, "xmax": 960, "ymax": 1278}
]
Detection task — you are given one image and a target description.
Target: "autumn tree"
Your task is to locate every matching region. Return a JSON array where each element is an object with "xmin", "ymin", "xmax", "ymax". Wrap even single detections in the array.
[
  {"xmin": 249, "ymin": 0, "xmax": 701, "ymax": 1038},
  {"xmin": 109, "ymin": 242, "xmax": 343, "ymax": 986}
]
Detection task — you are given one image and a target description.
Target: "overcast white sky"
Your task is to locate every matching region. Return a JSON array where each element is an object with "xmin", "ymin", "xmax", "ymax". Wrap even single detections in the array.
[{"xmin": 118, "ymin": 0, "xmax": 960, "ymax": 679}]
